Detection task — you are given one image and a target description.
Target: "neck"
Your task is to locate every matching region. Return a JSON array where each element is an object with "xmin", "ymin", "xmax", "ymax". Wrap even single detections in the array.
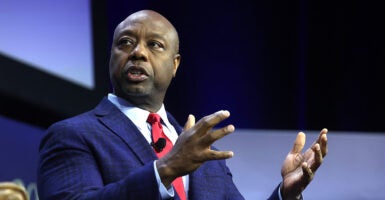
[{"xmin": 115, "ymin": 92, "xmax": 164, "ymax": 113}]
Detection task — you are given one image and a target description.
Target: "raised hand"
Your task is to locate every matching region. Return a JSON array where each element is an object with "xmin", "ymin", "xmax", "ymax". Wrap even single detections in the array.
[
  {"xmin": 280, "ymin": 129, "xmax": 328, "ymax": 199},
  {"xmin": 156, "ymin": 110, "xmax": 235, "ymax": 187}
]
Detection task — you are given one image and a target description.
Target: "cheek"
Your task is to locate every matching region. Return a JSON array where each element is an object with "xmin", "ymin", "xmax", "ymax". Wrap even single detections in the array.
[
  {"xmin": 156, "ymin": 61, "xmax": 176, "ymax": 84},
  {"xmin": 109, "ymin": 53, "xmax": 126, "ymax": 84}
]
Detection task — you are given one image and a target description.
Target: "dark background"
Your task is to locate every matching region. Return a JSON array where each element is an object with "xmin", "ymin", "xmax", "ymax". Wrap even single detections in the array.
[{"xmin": 1, "ymin": 0, "xmax": 384, "ymax": 132}]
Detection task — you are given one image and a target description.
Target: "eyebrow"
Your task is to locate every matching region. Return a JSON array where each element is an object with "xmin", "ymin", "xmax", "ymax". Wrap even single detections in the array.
[
  {"xmin": 116, "ymin": 29, "xmax": 171, "ymax": 50},
  {"xmin": 115, "ymin": 29, "xmax": 136, "ymax": 39}
]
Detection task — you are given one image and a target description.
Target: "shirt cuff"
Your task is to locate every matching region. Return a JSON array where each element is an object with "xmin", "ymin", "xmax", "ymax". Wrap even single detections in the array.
[
  {"xmin": 153, "ymin": 161, "xmax": 174, "ymax": 199},
  {"xmin": 278, "ymin": 184, "xmax": 283, "ymax": 200}
]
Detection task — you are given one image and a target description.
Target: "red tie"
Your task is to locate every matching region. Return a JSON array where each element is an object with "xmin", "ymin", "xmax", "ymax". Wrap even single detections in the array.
[{"xmin": 147, "ymin": 113, "xmax": 187, "ymax": 200}]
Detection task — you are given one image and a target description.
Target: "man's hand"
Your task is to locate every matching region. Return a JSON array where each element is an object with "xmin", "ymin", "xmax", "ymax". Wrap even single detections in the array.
[
  {"xmin": 156, "ymin": 110, "xmax": 235, "ymax": 187},
  {"xmin": 280, "ymin": 128, "xmax": 328, "ymax": 199}
]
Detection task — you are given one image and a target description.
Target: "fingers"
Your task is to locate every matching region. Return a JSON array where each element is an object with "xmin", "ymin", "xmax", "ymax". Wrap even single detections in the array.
[
  {"xmin": 195, "ymin": 110, "xmax": 231, "ymax": 135},
  {"xmin": 183, "ymin": 114, "xmax": 196, "ymax": 130},
  {"xmin": 202, "ymin": 124, "xmax": 235, "ymax": 146},
  {"xmin": 309, "ymin": 143, "xmax": 322, "ymax": 172},
  {"xmin": 319, "ymin": 128, "xmax": 328, "ymax": 157},
  {"xmin": 206, "ymin": 149, "xmax": 234, "ymax": 160},
  {"xmin": 179, "ymin": 110, "xmax": 235, "ymax": 157},
  {"xmin": 301, "ymin": 162, "xmax": 314, "ymax": 184},
  {"xmin": 291, "ymin": 132, "xmax": 306, "ymax": 154}
]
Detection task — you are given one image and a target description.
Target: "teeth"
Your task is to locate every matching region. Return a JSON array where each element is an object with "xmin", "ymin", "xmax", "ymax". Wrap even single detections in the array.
[{"xmin": 129, "ymin": 70, "xmax": 142, "ymax": 75}]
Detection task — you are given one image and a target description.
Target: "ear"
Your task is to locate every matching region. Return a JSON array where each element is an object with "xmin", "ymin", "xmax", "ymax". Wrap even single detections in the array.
[{"xmin": 172, "ymin": 54, "xmax": 181, "ymax": 77}]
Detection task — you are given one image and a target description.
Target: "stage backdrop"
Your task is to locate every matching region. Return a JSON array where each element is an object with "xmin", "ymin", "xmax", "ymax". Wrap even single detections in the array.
[{"xmin": 1, "ymin": 0, "xmax": 384, "ymax": 132}]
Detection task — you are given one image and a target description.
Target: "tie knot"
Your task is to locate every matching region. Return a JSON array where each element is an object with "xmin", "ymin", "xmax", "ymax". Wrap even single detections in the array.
[{"xmin": 147, "ymin": 113, "xmax": 161, "ymax": 124}]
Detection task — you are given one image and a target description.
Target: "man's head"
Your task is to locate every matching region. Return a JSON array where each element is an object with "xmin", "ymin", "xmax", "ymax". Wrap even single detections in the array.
[{"xmin": 109, "ymin": 10, "xmax": 180, "ymax": 112}]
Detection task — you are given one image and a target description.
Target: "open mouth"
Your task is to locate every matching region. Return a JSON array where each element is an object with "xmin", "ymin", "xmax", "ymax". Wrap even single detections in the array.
[{"xmin": 126, "ymin": 66, "xmax": 148, "ymax": 82}]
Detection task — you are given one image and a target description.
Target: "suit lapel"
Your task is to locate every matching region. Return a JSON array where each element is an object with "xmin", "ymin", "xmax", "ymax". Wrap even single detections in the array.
[
  {"xmin": 93, "ymin": 97, "xmax": 157, "ymax": 165},
  {"xmin": 167, "ymin": 112, "xmax": 183, "ymax": 134},
  {"xmin": 93, "ymin": 98, "xmax": 195, "ymax": 199}
]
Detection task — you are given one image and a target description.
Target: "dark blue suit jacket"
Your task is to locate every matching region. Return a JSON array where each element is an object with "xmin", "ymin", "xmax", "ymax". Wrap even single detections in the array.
[{"xmin": 38, "ymin": 97, "xmax": 280, "ymax": 200}]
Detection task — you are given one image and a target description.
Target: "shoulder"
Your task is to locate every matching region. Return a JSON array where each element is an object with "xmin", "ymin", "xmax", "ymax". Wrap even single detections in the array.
[
  {"xmin": 52, "ymin": 110, "xmax": 96, "ymax": 128},
  {"xmin": 39, "ymin": 110, "xmax": 96, "ymax": 150},
  {"xmin": 39, "ymin": 98, "xmax": 112, "ymax": 149},
  {"xmin": 46, "ymin": 97, "xmax": 117, "ymax": 135}
]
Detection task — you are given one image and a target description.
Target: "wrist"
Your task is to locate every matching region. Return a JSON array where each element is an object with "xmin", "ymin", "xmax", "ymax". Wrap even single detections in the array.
[
  {"xmin": 282, "ymin": 193, "xmax": 302, "ymax": 200},
  {"xmin": 280, "ymin": 183, "xmax": 302, "ymax": 200},
  {"xmin": 156, "ymin": 159, "xmax": 177, "ymax": 188}
]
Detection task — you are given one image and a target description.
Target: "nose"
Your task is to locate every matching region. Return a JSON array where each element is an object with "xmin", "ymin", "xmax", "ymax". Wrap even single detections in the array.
[{"xmin": 130, "ymin": 42, "xmax": 147, "ymax": 61}]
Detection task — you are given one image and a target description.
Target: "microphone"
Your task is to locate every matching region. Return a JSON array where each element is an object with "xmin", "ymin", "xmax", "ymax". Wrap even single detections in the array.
[{"xmin": 152, "ymin": 138, "xmax": 166, "ymax": 152}]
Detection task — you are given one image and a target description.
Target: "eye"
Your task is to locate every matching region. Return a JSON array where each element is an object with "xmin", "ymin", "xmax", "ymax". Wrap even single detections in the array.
[
  {"xmin": 148, "ymin": 40, "xmax": 164, "ymax": 51},
  {"xmin": 117, "ymin": 37, "xmax": 135, "ymax": 48}
]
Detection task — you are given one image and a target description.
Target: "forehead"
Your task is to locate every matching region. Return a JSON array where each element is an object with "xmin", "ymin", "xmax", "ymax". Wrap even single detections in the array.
[{"xmin": 115, "ymin": 12, "xmax": 175, "ymax": 39}]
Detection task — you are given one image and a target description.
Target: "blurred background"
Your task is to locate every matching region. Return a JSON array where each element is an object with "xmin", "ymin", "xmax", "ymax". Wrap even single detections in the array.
[{"xmin": 0, "ymin": 0, "xmax": 384, "ymax": 199}]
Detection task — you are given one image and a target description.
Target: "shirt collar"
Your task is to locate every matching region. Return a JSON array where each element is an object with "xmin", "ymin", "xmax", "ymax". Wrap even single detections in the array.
[{"xmin": 107, "ymin": 93, "xmax": 171, "ymax": 126}]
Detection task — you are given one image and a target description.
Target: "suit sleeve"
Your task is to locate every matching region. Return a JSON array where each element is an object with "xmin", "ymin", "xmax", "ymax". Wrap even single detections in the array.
[
  {"xmin": 37, "ymin": 122, "xmax": 161, "ymax": 200},
  {"xmin": 267, "ymin": 184, "xmax": 281, "ymax": 200}
]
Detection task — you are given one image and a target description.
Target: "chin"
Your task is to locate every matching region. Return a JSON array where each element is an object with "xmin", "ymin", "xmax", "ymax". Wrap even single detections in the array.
[{"xmin": 124, "ymin": 88, "xmax": 151, "ymax": 97}]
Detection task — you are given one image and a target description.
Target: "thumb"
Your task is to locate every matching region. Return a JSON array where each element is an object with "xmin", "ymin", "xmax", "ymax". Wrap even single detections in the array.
[
  {"xmin": 183, "ymin": 114, "xmax": 195, "ymax": 130},
  {"xmin": 291, "ymin": 132, "xmax": 306, "ymax": 154}
]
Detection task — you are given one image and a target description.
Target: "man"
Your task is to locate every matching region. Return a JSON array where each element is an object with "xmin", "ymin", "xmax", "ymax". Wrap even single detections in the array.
[{"xmin": 38, "ymin": 10, "xmax": 328, "ymax": 200}]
